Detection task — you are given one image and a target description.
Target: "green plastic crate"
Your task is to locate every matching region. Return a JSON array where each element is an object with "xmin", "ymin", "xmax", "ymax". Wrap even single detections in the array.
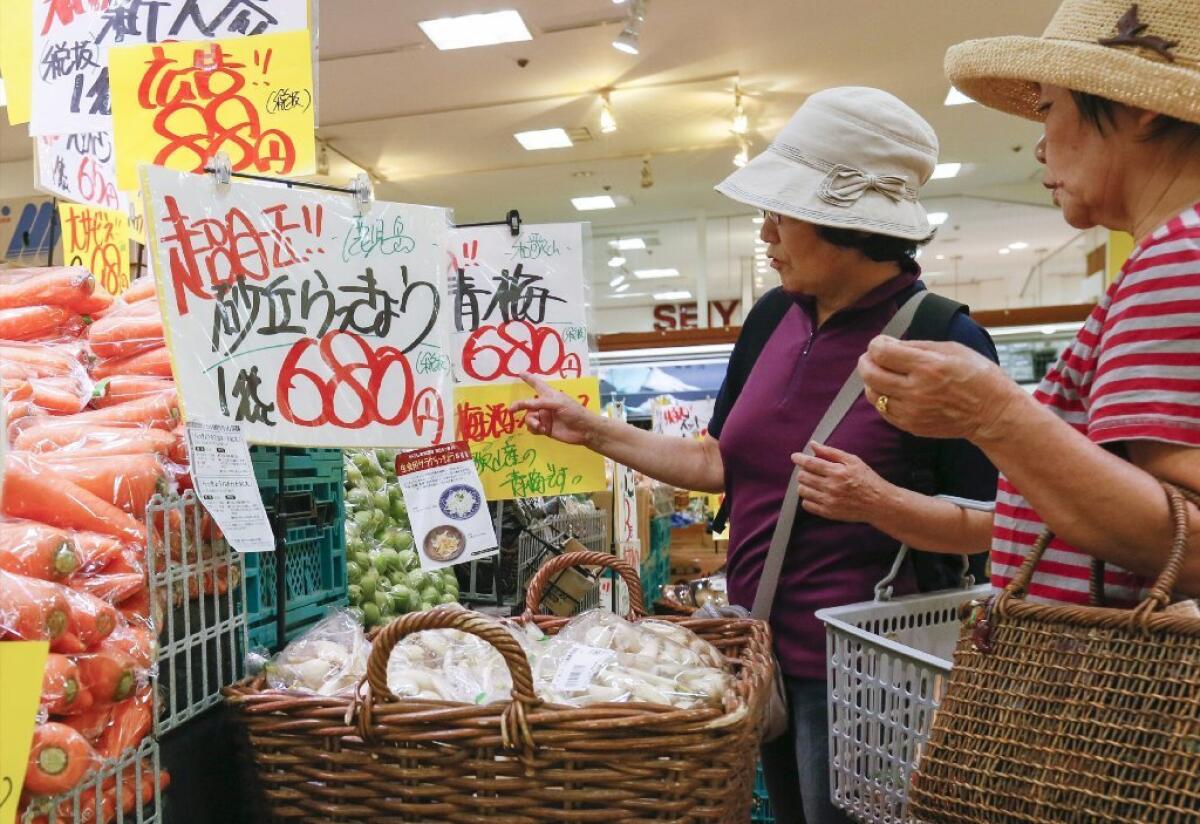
[{"xmin": 245, "ymin": 447, "xmax": 347, "ymax": 650}]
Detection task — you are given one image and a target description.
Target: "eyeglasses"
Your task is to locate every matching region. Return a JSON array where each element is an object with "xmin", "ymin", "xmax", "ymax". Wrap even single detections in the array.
[{"xmin": 760, "ymin": 209, "xmax": 783, "ymax": 225}]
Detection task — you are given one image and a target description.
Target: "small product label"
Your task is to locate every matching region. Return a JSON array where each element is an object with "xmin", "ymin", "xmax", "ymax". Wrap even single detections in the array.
[{"xmin": 552, "ymin": 646, "xmax": 616, "ymax": 693}]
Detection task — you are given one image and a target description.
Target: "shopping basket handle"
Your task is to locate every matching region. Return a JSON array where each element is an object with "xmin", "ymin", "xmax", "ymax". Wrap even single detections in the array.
[
  {"xmin": 523, "ymin": 550, "xmax": 647, "ymax": 620},
  {"xmin": 365, "ymin": 607, "xmax": 538, "ymax": 711},
  {"xmin": 874, "ymin": 496, "xmax": 996, "ymax": 602}
]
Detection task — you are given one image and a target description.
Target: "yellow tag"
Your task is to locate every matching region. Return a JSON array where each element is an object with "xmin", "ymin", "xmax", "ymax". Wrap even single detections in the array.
[
  {"xmin": 58, "ymin": 203, "xmax": 132, "ymax": 296},
  {"xmin": 0, "ymin": 641, "xmax": 49, "ymax": 824},
  {"xmin": 0, "ymin": 0, "xmax": 33, "ymax": 125},
  {"xmin": 109, "ymin": 29, "xmax": 317, "ymax": 190},
  {"xmin": 454, "ymin": 377, "xmax": 607, "ymax": 500}
]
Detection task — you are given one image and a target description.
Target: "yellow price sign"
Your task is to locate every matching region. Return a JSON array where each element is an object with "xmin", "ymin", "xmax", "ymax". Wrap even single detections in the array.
[
  {"xmin": 0, "ymin": 641, "xmax": 49, "ymax": 824},
  {"xmin": 454, "ymin": 377, "xmax": 607, "ymax": 500},
  {"xmin": 0, "ymin": 0, "xmax": 33, "ymax": 125},
  {"xmin": 58, "ymin": 203, "xmax": 132, "ymax": 297},
  {"xmin": 109, "ymin": 28, "xmax": 317, "ymax": 191}
]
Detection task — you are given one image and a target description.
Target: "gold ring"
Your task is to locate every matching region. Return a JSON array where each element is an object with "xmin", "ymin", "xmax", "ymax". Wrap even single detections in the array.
[{"xmin": 875, "ymin": 395, "xmax": 889, "ymax": 415}]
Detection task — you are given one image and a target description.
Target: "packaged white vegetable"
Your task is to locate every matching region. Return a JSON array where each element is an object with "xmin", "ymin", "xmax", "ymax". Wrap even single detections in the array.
[
  {"xmin": 264, "ymin": 610, "xmax": 371, "ymax": 696},
  {"xmin": 635, "ymin": 619, "xmax": 726, "ymax": 669}
]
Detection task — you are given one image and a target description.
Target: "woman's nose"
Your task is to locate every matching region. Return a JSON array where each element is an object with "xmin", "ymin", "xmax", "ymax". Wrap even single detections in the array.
[{"xmin": 1034, "ymin": 134, "xmax": 1047, "ymax": 165}]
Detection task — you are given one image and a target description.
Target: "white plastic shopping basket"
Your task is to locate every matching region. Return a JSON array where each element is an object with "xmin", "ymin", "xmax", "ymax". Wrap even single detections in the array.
[{"xmin": 814, "ymin": 496, "xmax": 995, "ymax": 824}]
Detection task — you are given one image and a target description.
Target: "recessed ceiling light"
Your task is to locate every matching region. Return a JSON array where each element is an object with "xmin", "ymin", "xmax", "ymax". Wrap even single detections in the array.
[
  {"xmin": 611, "ymin": 238, "xmax": 646, "ymax": 251},
  {"xmin": 935, "ymin": 254, "xmax": 946, "ymax": 260},
  {"xmin": 930, "ymin": 162, "xmax": 962, "ymax": 180},
  {"xmin": 609, "ymin": 275, "xmax": 625, "ymax": 287},
  {"xmin": 633, "ymin": 268, "xmax": 680, "ymax": 279},
  {"xmin": 998, "ymin": 248, "xmax": 1011, "ymax": 255},
  {"xmin": 571, "ymin": 195, "xmax": 617, "ymax": 211},
  {"xmin": 1008, "ymin": 241, "xmax": 1029, "ymax": 250},
  {"xmin": 516, "ymin": 129, "xmax": 573, "ymax": 150},
  {"xmin": 654, "ymin": 290, "xmax": 691, "ymax": 301},
  {"xmin": 607, "ymin": 256, "xmax": 626, "ymax": 267},
  {"xmin": 612, "ymin": 291, "xmax": 647, "ymax": 299},
  {"xmin": 927, "ymin": 211, "xmax": 949, "ymax": 226},
  {"xmin": 419, "ymin": 10, "xmax": 532, "ymax": 51},
  {"xmin": 944, "ymin": 87, "xmax": 974, "ymax": 106},
  {"xmin": 615, "ymin": 283, "xmax": 631, "ymax": 293}
]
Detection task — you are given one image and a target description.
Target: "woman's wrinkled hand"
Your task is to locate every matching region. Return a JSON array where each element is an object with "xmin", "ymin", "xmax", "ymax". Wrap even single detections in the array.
[
  {"xmin": 857, "ymin": 336, "xmax": 1022, "ymax": 442},
  {"xmin": 792, "ymin": 442, "xmax": 892, "ymax": 524},
  {"xmin": 508, "ymin": 373, "xmax": 604, "ymax": 447}
]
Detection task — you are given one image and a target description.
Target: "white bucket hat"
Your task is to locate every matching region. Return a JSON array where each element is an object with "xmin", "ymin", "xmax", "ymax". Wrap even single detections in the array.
[{"xmin": 715, "ymin": 87, "xmax": 939, "ymax": 241}]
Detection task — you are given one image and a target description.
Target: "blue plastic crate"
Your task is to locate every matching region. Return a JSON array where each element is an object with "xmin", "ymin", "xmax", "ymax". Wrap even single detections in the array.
[
  {"xmin": 244, "ymin": 448, "xmax": 347, "ymax": 651},
  {"xmin": 751, "ymin": 761, "xmax": 774, "ymax": 823}
]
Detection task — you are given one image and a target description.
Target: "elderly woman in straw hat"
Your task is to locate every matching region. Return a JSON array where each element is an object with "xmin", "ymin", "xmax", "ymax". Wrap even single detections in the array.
[
  {"xmin": 859, "ymin": 0, "xmax": 1200, "ymax": 606},
  {"xmin": 515, "ymin": 86, "xmax": 1000, "ymax": 822}
]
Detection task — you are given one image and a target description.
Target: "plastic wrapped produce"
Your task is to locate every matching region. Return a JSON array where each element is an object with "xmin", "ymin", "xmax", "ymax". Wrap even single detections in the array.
[{"xmin": 265, "ymin": 610, "xmax": 371, "ymax": 696}]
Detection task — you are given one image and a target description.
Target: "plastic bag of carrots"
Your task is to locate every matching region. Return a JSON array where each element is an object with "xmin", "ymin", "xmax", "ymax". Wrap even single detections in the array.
[{"xmin": 0, "ymin": 341, "xmax": 94, "ymax": 416}]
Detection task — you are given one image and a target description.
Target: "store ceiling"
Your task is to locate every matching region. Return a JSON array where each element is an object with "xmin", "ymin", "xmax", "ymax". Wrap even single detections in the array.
[{"xmin": 0, "ymin": 0, "xmax": 1076, "ymax": 303}]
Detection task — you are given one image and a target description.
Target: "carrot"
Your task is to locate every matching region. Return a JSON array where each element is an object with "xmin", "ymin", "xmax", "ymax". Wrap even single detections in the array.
[
  {"xmin": 1, "ymin": 455, "xmax": 145, "ymax": 543},
  {"xmin": 87, "ymin": 313, "xmax": 164, "ymax": 360},
  {"xmin": 24, "ymin": 722, "xmax": 99, "ymax": 796},
  {"xmin": 0, "ymin": 344, "xmax": 83, "ymax": 375},
  {"xmin": 26, "ymin": 453, "xmax": 167, "ymax": 518},
  {"xmin": 74, "ymin": 532, "xmax": 127, "ymax": 572},
  {"xmin": 60, "ymin": 704, "xmax": 112, "ymax": 740},
  {"xmin": 0, "ymin": 269, "xmax": 94, "ymax": 312},
  {"xmin": 74, "ymin": 289, "xmax": 116, "ymax": 317},
  {"xmin": 61, "ymin": 391, "xmax": 178, "ymax": 430},
  {"xmin": 52, "ymin": 631, "xmax": 87, "ymax": 655},
  {"xmin": 71, "ymin": 573, "xmax": 146, "ymax": 607},
  {"xmin": 0, "ymin": 570, "xmax": 70, "ymax": 641},
  {"xmin": 41, "ymin": 653, "xmax": 85, "ymax": 714},
  {"xmin": 90, "ymin": 347, "xmax": 172, "ymax": 380},
  {"xmin": 14, "ymin": 424, "xmax": 176, "ymax": 456},
  {"xmin": 3, "ymin": 378, "xmax": 33, "ymax": 401},
  {"xmin": 5, "ymin": 400, "xmax": 39, "ymax": 427},
  {"xmin": 77, "ymin": 649, "xmax": 137, "ymax": 705},
  {"xmin": 0, "ymin": 305, "xmax": 81, "ymax": 341},
  {"xmin": 62, "ymin": 587, "xmax": 118, "ymax": 647},
  {"xmin": 97, "ymin": 686, "xmax": 153, "ymax": 758},
  {"xmin": 121, "ymin": 278, "xmax": 157, "ymax": 304},
  {"xmin": 100, "ymin": 623, "xmax": 156, "ymax": 670},
  {"xmin": 168, "ymin": 425, "xmax": 188, "ymax": 465},
  {"xmin": 28, "ymin": 378, "xmax": 89, "ymax": 414},
  {"xmin": 90, "ymin": 377, "xmax": 173, "ymax": 409},
  {"xmin": 0, "ymin": 519, "xmax": 81, "ymax": 580}
]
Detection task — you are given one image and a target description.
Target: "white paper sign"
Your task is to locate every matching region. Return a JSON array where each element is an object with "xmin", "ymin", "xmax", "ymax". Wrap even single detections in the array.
[
  {"xmin": 34, "ymin": 132, "xmax": 143, "ymax": 239},
  {"xmin": 31, "ymin": 0, "xmax": 308, "ymax": 135},
  {"xmin": 446, "ymin": 223, "xmax": 590, "ymax": 385},
  {"xmin": 552, "ymin": 645, "xmax": 616, "ymax": 692},
  {"xmin": 652, "ymin": 395, "xmax": 715, "ymax": 440},
  {"xmin": 141, "ymin": 164, "xmax": 454, "ymax": 448},
  {"xmin": 184, "ymin": 420, "xmax": 274, "ymax": 552},
  {"xmin": 395, "ymin": 441, "xmax": 498, "ymax": 572}
]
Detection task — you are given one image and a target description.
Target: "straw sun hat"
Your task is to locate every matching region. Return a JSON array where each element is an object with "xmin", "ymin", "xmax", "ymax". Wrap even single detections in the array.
[{"xmin": 946, "ymin": 0, "xmax": 1200, "ymax": 124}]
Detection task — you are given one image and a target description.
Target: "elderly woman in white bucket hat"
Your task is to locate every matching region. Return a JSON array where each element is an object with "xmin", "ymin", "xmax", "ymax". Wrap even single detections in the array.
[
  {"xmin": 857, "ymin": 0, "xmax": 1200, "ymax": 610},
  {"xmin": 514, "ymin": 87, "xmax": 1000, "ymax": 822}
]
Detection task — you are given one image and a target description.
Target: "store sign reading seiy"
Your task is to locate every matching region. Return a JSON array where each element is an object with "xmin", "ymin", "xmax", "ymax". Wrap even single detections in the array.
[
  {"xmin": 140, "ymin": 165, "xmax": 454, "ymax": 448},
  {"xmin": 30, "ymin": 0, "xmax": 308, "ymax": 136},
  {"xmin": 446, "ymin": 224, "xmax": 590, "ymax": 386}
]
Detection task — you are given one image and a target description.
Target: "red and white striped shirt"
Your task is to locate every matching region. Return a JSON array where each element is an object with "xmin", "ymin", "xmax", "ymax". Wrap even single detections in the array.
[{"xmin": 991, "ymin": 203, "xmax": 1200, "ymax": 604}]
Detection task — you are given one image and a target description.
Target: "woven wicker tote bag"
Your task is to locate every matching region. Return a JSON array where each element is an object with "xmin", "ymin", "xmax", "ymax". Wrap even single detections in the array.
[{"xmin": 908, "ymin": 484, "xmax": 1200, "ymax": 823}]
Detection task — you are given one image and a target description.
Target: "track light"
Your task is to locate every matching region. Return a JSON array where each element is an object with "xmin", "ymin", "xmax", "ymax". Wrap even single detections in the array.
[
  {"xmin": 731, "ymin": 85, "xmax": 748, "ymax": 135},
  {"xmin": 612, "ymin": 0, "xmax": 645, "ymax": 54},
  {"xmin": 600, "ymin": 93, "xmax": 617, "ymax": 134},
  {"xmin": 640, "ymin": 157, "xmax": 654, "ymax": 189}
]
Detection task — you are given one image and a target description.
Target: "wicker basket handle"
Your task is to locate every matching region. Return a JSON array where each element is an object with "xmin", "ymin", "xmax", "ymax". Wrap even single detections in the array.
[
  {"xmin": 365, "ymin": 607, "xmax": 539, "ymax": 715},
  {"xmin": 1002, "ymin": 483, "xmax": 1192, "ymax": 621},
  {"xmin": 522, "ymin": 550, "xmax": 647, "ymax": 619}
]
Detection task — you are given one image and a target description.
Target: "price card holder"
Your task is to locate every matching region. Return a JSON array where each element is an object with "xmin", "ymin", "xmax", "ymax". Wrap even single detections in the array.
[{"xmin": 0, "ymin": 641, "xmax": 49, "ymax": 824}]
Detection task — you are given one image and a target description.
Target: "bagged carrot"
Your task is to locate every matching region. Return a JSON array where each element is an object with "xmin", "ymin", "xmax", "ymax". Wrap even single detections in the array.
[
  {"xmin": 120, "ymin": 277, "xmax": 157, "ymax": 304},
  {"xmin": 74, "ymin": 289, "xmax": 115, "ymax": 318},
  {"xmin": 0, "ymin": 305, "xmax": 83, "ymax": 341},
  {"xmin": 24, "ymin": 722, "xmax": 101, "ymax": 796},
  {"xmin": 0, "ymin": 268, "xmax": 95, "ymax": 313},
  {"xmin": 27, "ymin": 453, "xmax": 168, "ymax": 518},
  {"xmin": 100, "ymin": 622, "xmax": 156, "ymax": 670},
  {"xmin": 0, "ymin": 518, "xmax": 81, "ymax": 580},
  {"xmin": 58, "ymin": 390, "xmax": 179, "ymax": 430},
  {"xmin": 74, "ymin": 532, "xmax": 126, "ymax": 573},
  {"xmin": 3, "ymin": 378, "xmax": 34, "ymax": 401},
  {"xmin": 89, "ymin": 376, "xmax": 173, "ymax": 409},
  {"xmin": 42, "ymin": 653, "xmax": 87, "ymax": 715},
  {"xmin": 90, "ymin": 347, "xmax": 172, "ymax": 380},
  {"xmin": 0, "ymin": 343, "xmax": 86, "ymax": 376},
  {"xmin": 2, "ymin": 454, "xmax": 145, "ymax": 543},
  {"xmin": 28, "ymin": 376, "xmax": 90, "ymax": 414},
  {"xmin": 87, "ymin": 313, "xmax": 164, "ymax": 360},
  {"xmin": 0, "ymin": 570, "xmax": 71, "ymax": 641},
  {"xmin": 97, "ymin": 685, "xmax": 154, "ymax": 758},
  {"xmin": 62, "ymin": 586, "xmax": 119, "ymax": 648},
  {"xmin": 77, "ymin": 649, "xmax": 137, "ymax": 705},
  {"xmin": 71, "ymin": 573, "xmax": 146, "ymax": 607},
  {"xmin": 60, "ymin": 703, "xmax": 112, "ymax": 740}
]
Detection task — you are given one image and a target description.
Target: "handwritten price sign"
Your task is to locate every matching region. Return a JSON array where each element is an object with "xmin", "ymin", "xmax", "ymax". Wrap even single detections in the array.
[
  {"xmin": 58, "ymin": 202, "xmax": 131, "ymax": 295},
  {"xmin": 35, "ymin": 132, "xmax": 145, "ymax": 240},
  {"xmin": 652, "ymin": 395, "xmax": 715, "ymax": 440},
  {"xmin": 454, "ymin": 377, "xmax": 606, "ymax": 500},
  {"xmin": 110, "ymin": 28, "xmax": 316, "ymax": 190},
  {"xmin": 141, "ymin": 165, "xmax": 453, "ymax": 448},
  {"xmin": 0, "ymin": 641, "xmax": 49, "ymax": 824},
  {"xmin": 30, "ymin": 0, "xmax": 308, "ymax": 136},
  {"xmin": 447, "ymin": 223, "xmax": 591, "ymax": 386}
]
